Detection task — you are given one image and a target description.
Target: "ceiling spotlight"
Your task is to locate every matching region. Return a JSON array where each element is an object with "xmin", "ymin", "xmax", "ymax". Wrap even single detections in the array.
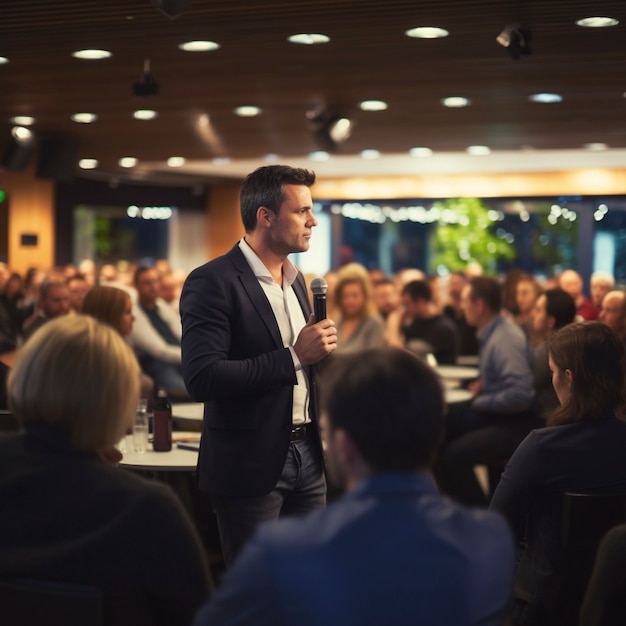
[
  {"xmin": 1, "ymin": 126, "xmax": 36, "ymax": 171},
  {"xmin": 308, "ymin": 107, "xmax": 354, "ymax": 151},
  {"xmin": 133, "ymin": 59, "xmax": 159, "ymax": 97},
  {"xmin": 496, "ymin": 23, "xmax": 532, "ymax": 59}
]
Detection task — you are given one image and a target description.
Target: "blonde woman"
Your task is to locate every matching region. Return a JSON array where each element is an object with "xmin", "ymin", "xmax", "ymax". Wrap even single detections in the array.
[
  {"xmin": 0, "ymin": 316, "xmax": 210, "ymax": 624},
  {"xmin": 333, "ymin": 263, "xmax": 386, "ymax": 353}
]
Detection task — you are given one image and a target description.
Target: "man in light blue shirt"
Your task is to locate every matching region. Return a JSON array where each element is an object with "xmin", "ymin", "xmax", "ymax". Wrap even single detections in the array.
[{"xmin": 438, "ymin": 276, "xmax": 539, "ymax": 506}]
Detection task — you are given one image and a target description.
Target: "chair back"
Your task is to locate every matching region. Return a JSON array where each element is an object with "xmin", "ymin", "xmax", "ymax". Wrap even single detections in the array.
[
  {"xmin": 0, "ymin": 409, "xmax": 19, "ymax": 432},
  {"xmin": 559, "ymin": 492, "xmax": 626, "ymax": 625},
  {"xmin": 0, "ymin": 578, "xmax": 103, "ymax": 626}
]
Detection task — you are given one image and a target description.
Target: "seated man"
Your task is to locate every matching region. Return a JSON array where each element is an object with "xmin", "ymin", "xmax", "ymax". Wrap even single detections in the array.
[
  {"xmin": 438, "ymin": 276, "xmax": 538, "ymax": 506},
  {"xmin": 192, "ymin": 347, "xmax": 514, "ymax": 626},
  {"xmin": 599, "ymin": 289, "xmax": 626, "ymax": 342},
  {"xmin": 129, "ymin": 266, "xmax": 188, "ymax": 397},
  {"xmin": 22, "ymin": 278, "xmax": 70, "ymax": 342},
  {"xmin": 398, "ymin": 279, "xmax": 459, "ymax": 364}
]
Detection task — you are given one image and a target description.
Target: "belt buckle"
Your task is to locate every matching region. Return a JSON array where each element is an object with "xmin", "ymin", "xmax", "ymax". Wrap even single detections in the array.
[{"xmin": 290, "ymin": 424, "xmax": 307, "ymax": 443}]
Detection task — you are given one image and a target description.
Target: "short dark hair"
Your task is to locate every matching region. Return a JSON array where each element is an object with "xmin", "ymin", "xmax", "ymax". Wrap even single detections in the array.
[
  {"xmin": 320, "ymin": 347, "xmax": 445, "ymax": 471},
  {"xmin": 401, "ymin": 279, "xmax": 432, "ymax": 302},
  {"xmin": 548, "ymin": 321, "xmax": 626, "ymax": 426},
  {"xmin": 240, "ymin": 165, "xmax": 316, "ymax": 232},
  {"xmin": 544, "ymin": 288, "xmax": 576, "ymax": 330},
  {"xmin": 133, "ymin": 265, "xmax": 154, "ymax": 286},
  {"xmin": 468, "ymin": 276, "xmax": 501, "ymax": 313}
]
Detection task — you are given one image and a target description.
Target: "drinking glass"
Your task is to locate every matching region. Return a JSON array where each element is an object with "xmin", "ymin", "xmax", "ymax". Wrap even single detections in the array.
[{"xmin": 133, "ymin": 399, "xmax": 149, "ymax": 453}]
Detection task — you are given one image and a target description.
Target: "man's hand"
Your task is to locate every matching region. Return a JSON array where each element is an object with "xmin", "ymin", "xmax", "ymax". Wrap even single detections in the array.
[{"xmin": 293, "ymin": 314, "xmax": 338, "ymax": 365}]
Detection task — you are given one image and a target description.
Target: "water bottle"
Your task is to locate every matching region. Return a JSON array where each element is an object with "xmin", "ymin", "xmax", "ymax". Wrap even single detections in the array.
[{"xmin": 152, "ymin": 387, "xmax": 172, "ymax": 451}]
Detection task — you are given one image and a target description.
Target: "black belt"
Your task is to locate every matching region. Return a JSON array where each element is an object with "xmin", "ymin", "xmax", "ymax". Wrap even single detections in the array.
[{"xmin": 290, "ymin": 423, "xmax": 312, "ymax": 443}]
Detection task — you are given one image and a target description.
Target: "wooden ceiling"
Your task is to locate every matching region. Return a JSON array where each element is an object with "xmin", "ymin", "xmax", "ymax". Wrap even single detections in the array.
[{"xmin": 0, "ymin": 0, "xmax": 625, "ymax": 183}]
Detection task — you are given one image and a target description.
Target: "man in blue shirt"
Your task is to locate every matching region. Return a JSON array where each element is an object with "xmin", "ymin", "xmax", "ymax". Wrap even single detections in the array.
[
  {"xmin": 438, "ymin": 276, "xmax": 539, "ymax": 506},
  {"xmin": 192, "ymin": 347, "xmax": 514, "ymax": 626}
]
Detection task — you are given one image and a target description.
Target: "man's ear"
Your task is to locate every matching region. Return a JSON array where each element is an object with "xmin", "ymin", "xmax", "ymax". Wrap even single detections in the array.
[
  {"xmin": 547, "ymin": 315, "xmax": 556, "ymax": 331},
  {"xmin": 334, "ymin": 428, "xmax": 358, "ymax": 467},
  {"xmin": 257, "ymin": 206, "xmax": 272, "ymax": 228}
]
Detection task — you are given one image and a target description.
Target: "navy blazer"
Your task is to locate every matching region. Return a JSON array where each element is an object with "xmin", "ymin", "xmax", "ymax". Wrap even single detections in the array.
[{"xmin": 180, "ymin": 244, "xmax": 320, "ymax": 497}]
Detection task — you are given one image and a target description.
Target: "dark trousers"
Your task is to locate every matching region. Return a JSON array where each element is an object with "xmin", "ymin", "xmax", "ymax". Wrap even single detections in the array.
[
  {"xmin": 210, "ymin": 435, "xmax": 326, "ymax": 566},
  {"xmin": 436, "ymin": 407, "xmax": 543, "ymax": 507}
]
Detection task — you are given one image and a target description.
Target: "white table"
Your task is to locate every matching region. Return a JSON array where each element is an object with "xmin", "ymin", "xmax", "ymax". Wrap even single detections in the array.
[
  {"xmin": 172, "ymin": 402, "xmax": 204, "ymax": 421},
  {"xmin": 435, "ymin": 365, "xmax": 479, "ymax": 381},
  {"xmin": 445, "ymin": 388, "xmax": 474, "ymax": 405},
  {"xmin": 118, "ymin": 445, "xmax": 198, "ymax": 471}
]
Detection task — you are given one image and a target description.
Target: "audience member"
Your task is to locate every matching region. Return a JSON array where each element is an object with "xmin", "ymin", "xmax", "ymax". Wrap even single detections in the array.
[
  {"xmin": 192, "ymin": 347, "xmax": 515, "ymax": 626},
  {"xmin": 590, "ymin": 270, "xmax": 615, "ymax": 310},
  {"xmin": 0, "ymin": 315, "xmax": 211, "ymax": 625},
  {"xmin": 398, "ymin": 279, "xmax": 458, "ymax": 364},
  {"xmin": 438, "ymin": 276, "xmax": 537, "ymax": 506},
  {"xmin": 580, "ymin": 523, "xmax": 626, "ymax": 626},
  {"xmin": 443, "ymin": 270, "xmax": 479, "ymax": 356},
  {"xmin": 130, "ymin": 266, "xmax": 188, "ymax": 397},
  {"xmin": 78, "ymin": 258, "xmax": 97, "ymax": 287},
  {"xmin": 559, "ymin": 269, "xmax": 598, "ymax": 320},
  {"xmin": 598, "ymin": 289, "xmax": 626, "ymax": 340},
  {"xmin": 490, "ymin": 321, "xmax": 626, "ymax": 626},
  {"xmin": 333, "ymin": 263, "xmax": 385, "ymax": 353},
  {"xmin": 531, "ymin": 288, "xmax": 577, "ymax": 419},
  {"xmin": 22, "ymin": 278, "xmax": 70, "ymax": 342},
  {"xmin": 83, "ymin": 285, "xmax": 155, "ymax": 401},
  {"xmin": 371, "ymin": 277, "xmax": 399, "ymax": 321},
  {"xmin": 514, "ymin": 274, "xmax": 543, "ymax": 345},
  {"xmin": 67, "ymin": 274, "xmax": 89, "ymax": 313}
]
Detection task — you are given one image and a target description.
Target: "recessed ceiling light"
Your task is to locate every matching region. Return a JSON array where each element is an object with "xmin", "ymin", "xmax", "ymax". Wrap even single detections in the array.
[
  {"xmin": 529, "ymin": 93, "xmax": 563, "ymax": 103},
  {"xmin": 359, "ymin": 100, "xmax": 388, "ymax": 112},
  {"xmin": 234, "ymin": 105, "xmax": 262, "ymax": 117},
  {"xmin": 119, "ymin": 157, "xmax": 138, "ymax": 168},
  {"xmin": 72, "ymin": 49, "xmax": 112, "ymax": 60},
  {"xmin": 576, "ymin": 17, "xmax": 619, "ymax": 28},
  {"xmin": 10, "ymin": 116, "xmax": 35, "ymax": 126},
  {"xmin": 288, "ymin": 33, "xmax": 330, "ymax": 45},
  {"xmin": 467, "ymin": 145, "xmax": 491, "ymax": 156},
  {"xmin": 308, "ymin": 151, "xmax": 330, "ymax": 161},
  {"xmin": 361, "ymin": 149, "xmax": 381, "ymax": 160},
  {"xmin": 71, "ymin": 112, "xmax": 97, "ymax": 123},
  {"xmin": 0, "ymin": 57, "xmax": 9, "ymax": 64},
  {"xmin": 264, "ymin": 153, "xmax": 280, "ymax": 162},
  {"xmin": 584, "ymin": 142, "xmax": 609, "ymax": 151},
  {"xmin": 133, "ymin": 109, "xmax": 157, "ymax": 120},
  {"xmin": 79, "ymin": 158, "xmax": 99, "ymax": 169},
  {"xmin": 409, "ymin": 147, "xmax": 433, "ymax": 157},
  {"xmin": 442, "ymin": 96, "xmax": 471, "ymax": 108},
  {"xmin": 178, "ymin": 40, "xmax": 220, "ymax": 52},
  {"xmin": 212, "ymin": 157, "xmax": 231, "ymax": 165},
  {"xmin": 167, "ymin": 156, "xmax": 185, "ymax": 167},
  {"xmin": 405, "ymin": 26, "xmax": 449, "ymax": 39}
]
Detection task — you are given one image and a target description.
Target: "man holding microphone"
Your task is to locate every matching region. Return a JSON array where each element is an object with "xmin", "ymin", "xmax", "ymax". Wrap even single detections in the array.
[{"xmin": 180, "ymin": 165, "xmax": 337, "ymax": 565}]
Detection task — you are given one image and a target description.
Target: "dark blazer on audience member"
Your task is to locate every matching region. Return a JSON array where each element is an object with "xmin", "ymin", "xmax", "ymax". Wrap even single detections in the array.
[
  {"xmin": 193, "ymin": 473, "xmax": 515, "ymax": 626},
  {"xmin": 0, "ymin": 422, "xmax": 211, "ymax": 626},
  {"xmin": 180, "ymin": 244, "xmax": 321, "ymax": 498},
  {"xmin": 490, "ymin": 415, "xmax": 626, "ymax": 621}
]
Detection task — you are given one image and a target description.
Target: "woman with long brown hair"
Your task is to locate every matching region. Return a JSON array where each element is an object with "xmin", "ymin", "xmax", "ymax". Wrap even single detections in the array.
[{"xmin": 490, "ymin": 321, "xmax": 626, "ymax": 625}]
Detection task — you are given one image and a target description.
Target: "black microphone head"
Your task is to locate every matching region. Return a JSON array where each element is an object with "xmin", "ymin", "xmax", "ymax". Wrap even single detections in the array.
[{"xmin": 310, "ymin": 277, "xmax": 328, "ymax": 296}]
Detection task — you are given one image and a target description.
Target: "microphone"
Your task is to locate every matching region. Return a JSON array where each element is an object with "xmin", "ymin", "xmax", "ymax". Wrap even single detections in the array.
[{"xmin": 310, "ymin": 277, "xmax": 328, "ymax": 321}]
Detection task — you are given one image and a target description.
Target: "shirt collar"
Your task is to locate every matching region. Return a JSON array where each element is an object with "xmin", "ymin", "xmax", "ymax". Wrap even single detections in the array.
[
  {"xmin": 477, "ymin": 313, "xmax": 503, "ymax": 345},
  {"xmin": 238, "ymin": 237, "xmax": 298, "ymax": 287}
]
